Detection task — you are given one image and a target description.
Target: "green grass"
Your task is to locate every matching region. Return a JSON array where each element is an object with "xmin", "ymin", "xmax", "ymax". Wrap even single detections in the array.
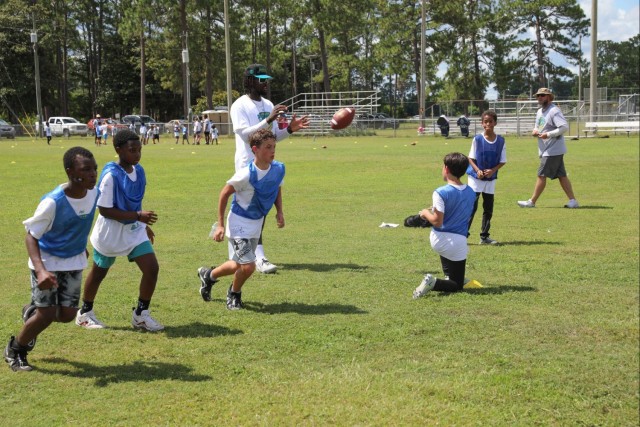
[{"xmin": 0, "ymin": 132, "xmax": 638, "ymax": 426}]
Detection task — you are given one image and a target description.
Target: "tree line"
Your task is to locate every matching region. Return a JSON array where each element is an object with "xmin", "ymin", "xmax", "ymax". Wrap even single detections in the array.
[{"xmin": 0, "ymin": 0, "xmax": 637, "ymax": 123}]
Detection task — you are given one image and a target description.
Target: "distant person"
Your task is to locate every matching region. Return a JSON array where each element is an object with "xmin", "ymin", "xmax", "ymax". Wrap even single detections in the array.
[
  {"xmin": 152, "ymin": 125, "xmax": 160, "ymax": 144},
  {"xmin": 212, "ymin": 125, "xmax": 219, "ymax": 145},
  {"xmin": 75, "ymin": 129, "xmax": 164, "ymax": 332},
  {"xmin": 466, "ymin": 110, "xmax": 506, "ymax": 245},
  {"xmin": 45, "ymin": 122, "xmax": 52, "ymax": 145},
  {"xmin": 139, "ymin": 123, "xmax": 148, "ymax": 145},
  {"xmin": 413, "ymin": 152, "xmax": 476, "ymax": 298},
  {"xmin": 182, "ymin": 123, "xmax": 189, "ymax": 144},
  {"xmin": 197, "ymin": 129, "xmax": 285, "ymax": 310},
  {"xmin": 193, "ymin": 117, "xmax": 202, "ymax": 145},
  {"xmin": 518, "ymin": 88, "xmax": 579, "ymax": 208},
  {"xmin": 101, "ymin": 123, "xmax": 109, "ymax": 145},
  {"xmin": 203, "ymin": 114, "xmax": 211, "ymax": 145},
  {"xmin": 4, "ymin": 147, "xmax": 98, "ymax": 371},
  {"xmin": 229, "ymin": 63, "xmax": 310, "ymax": 273},
  {"xmin": 173, "ymin": 121, "xmax": 180, "ymax": 144},
  {"xmin": 93, "ymin": 115, "xmax": 101, "ymax": 146}
]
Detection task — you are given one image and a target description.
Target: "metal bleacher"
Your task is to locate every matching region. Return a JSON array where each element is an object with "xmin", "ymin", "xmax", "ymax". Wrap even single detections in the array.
[{"xmin": 280, "ymin": 90, "xmax": 380, "ymax": 135}]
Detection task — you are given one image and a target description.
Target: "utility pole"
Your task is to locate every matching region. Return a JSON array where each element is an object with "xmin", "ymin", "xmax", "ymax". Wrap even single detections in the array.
[
  {"xmin": 182, "ymin": 47, "xmax": 190, "ymax": 123},
  {"xmin": 224, "ymin": 0, "xmax": 232, "ymax": 135},
  {"xmin": 589, "ymin": 0, "xmax": 598, "ymax": 122},
  {"xmin": 420, "ymin": 0, "xmax": 426, "ymax": 127},
  {"xmin": 31, "ymin": 4, "xmax": 43, "ymax": 138}
]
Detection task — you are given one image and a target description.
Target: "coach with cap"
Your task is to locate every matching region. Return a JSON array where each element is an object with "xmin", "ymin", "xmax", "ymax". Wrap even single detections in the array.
[
  {"xmin": 229, "ymin": 64, "xmax": 310, "ymax": 274},
  {"xmin": 517, "ymin": 87, "xmax": 579, "ymax": 209}
]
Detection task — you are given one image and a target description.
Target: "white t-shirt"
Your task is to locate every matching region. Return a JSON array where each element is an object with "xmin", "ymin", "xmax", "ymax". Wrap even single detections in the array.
[
  {"xmin": 23, "ymin": 186, "xmax": 99, "ymax": 271},
  {"xmin": 225, "ymin": 164, "xmax": 281, "ymax": 239},
  {"xmin": 230, "ymin": 94, "xmax": 290, "ymax": 172},
  {"xmin": 467, "ymin": 134, "xmax": 507, "ymax": 194},
  {"xmin": 429, "ymin": 184, "xmax": 469, "ymax": 262},
  {"xmin": 90, "ymin": 171, "xmax": 149, "ymax": 257}
]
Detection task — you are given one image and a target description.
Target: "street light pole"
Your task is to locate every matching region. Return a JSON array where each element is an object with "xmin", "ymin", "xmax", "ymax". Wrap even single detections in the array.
[
  {"xmin": 31, "ymin": 7, "xmax": 43, "ymax": 138},
  {"xmin": 224, "ymin": 0, "xmax": 232, "ymax": 136},
  {"xmin": 420, "ymin": 0, "xmax": 426, "ymax": 126},
  {"xmin": 182, "ymin": 48, "xmax": 191, "ymax": 124}
]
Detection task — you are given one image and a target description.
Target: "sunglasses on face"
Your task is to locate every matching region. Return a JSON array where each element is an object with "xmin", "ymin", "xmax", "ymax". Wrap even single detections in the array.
[
  {"xmin": 257, "ymin": 77, "xmax": 270, "ymax": 84},
  {"xmin": 536, "ymin": 94, "xmax": 547, "ymax": 98}
]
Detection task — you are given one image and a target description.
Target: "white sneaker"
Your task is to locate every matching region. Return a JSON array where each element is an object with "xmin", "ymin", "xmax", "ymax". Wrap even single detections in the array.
[
  {"xmin": 517, "ymin": 199, "xmax": 535, "ymax": 208},
  {"xmin": 256, "ymin": 258, "xmax": 278, "ymax": 274},
  {"xmin": 413, "ymin": 274, "xmax": 436, "ymax": 299},
  {"xmin": 75, "ymin": 309, "xmax": 107, "ymax": 329},
  {"xmin": 564, "ymin": 199, "xmax": 579, "ymax": 208},
  {"xmin": 131, "ymin": 309, "xmax": 164, "ymax": 332}
]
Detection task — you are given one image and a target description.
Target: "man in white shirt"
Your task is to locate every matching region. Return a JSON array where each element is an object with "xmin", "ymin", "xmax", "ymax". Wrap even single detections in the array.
[{"xmin": 229, "ymin": 64, "xmax": 309, "ymax": 273}]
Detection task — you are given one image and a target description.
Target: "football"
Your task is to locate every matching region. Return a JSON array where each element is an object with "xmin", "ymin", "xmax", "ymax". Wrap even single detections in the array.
[{"xmin": 330, "ymin": 107, "xmax": 356, "ymax": 130}]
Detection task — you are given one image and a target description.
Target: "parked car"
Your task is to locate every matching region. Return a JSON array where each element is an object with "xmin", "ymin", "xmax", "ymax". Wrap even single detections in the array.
[
  {"xmin": 86, "ymin": 117, "xmax": 128, "ymax": 136},
  {"xmin": 121, "ymin": 115, "xmax": 163, "ymax": 132},
  {"xmin": 164, "ymin": 119, "xmax": 187, "ymax": 133},
  {"xmin": 0, "ymin": 118, "xmax": 16, "ymax": 139},
  {"xmin": 35, "ymin": 117, "xmax": 88, "ymax": 137},
  {"xmin": 357, "ymin": 113, "xmax": 400, "ymax": 130}
]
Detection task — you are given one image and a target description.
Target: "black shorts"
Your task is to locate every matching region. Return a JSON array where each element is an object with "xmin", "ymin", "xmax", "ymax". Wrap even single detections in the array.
[{"xmin": 538, "ymin": 155, "xmax": 566, "ymax": 180}]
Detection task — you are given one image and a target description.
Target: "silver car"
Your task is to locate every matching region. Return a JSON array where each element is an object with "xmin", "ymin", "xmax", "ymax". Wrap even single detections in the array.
[{"xmin": 0, "ymin": 119, "xmax": 16, "ymax": 139}]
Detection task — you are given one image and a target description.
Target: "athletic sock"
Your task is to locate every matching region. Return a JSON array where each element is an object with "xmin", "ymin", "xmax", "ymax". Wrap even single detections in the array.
[
  {"xmin": 80, "ymin": 300, "xmax": 94, "ymax": 314},
  {"xmin": 135, "ymin": 299, "xmax": 150, "ymax": 316},
  {"xmin": 255, "ymin": 244, "xmax": 266, "ymax": 260}
]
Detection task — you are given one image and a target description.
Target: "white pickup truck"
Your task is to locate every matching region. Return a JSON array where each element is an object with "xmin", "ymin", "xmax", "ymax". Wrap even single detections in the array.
[{"xmin": 36, "ymin": 117, "xmax": 88, "ymax": 137}]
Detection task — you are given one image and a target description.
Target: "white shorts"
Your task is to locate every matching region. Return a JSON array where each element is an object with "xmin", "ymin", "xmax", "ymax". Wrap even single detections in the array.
[{"xmin": 227, "ymin": 238, "xmax": 258, "ymax": 264}]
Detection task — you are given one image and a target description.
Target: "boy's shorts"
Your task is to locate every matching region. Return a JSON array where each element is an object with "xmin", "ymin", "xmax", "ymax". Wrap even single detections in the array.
[
  {"xmin": 538, "ymin": 155, "xmax": 567, "ymax": 180},
  {"xmin": 228, "ymin": 238, "xmax": 258, "ymax": 264},
  {"xmin": 30, "ymin": 269, "xmax": 82, "ymax": 308},
  {"xmin": 93, "ymin": 241, "xmax": 155, "ymax": 269}
]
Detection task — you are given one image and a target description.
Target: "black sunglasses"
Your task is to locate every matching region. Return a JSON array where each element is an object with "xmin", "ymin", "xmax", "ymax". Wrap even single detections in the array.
[{"xmin": 536, "ymin": 94, "xmax": 547, "ymax": 98}]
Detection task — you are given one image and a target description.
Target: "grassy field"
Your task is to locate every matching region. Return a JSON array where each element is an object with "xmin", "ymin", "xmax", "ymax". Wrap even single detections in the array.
[{"xmin": 0, "ymin": 131, "xmax": 638, "ymax": 426}]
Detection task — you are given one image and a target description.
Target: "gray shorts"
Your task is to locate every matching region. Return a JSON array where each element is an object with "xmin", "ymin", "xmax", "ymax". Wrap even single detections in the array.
[
  {"xmin": 30, "ymin": 269, "xmax": 82, "ymax": 308},
  {"xmin": 538, "ymin": 155, "xmax": 567, "ymax": 180},
  {"xmin": 227, "ymin": 238, "xmax": 258, "ymax": 264}
]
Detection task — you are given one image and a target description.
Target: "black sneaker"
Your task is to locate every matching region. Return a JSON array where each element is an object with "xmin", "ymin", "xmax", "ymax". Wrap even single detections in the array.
[
  {"xmin": 226, "ymin": 284, "xmax": 244, "ymax": 311},
  {"xmin": 4, "ymin": 337, "xmax": 33, "ymax": 372},
  {"xmin": 21, "ymin": 304, "xmax": 37, "ymax": 351},
  {"xmin": 197, "ymin": 267, "xmax": 218, "ymax": 302}
]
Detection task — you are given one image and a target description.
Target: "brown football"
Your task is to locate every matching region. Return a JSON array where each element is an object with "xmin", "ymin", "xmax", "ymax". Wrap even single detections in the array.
[{"xmin": 330, "ymin": 107, "xmax": 356, "ymax": 130}]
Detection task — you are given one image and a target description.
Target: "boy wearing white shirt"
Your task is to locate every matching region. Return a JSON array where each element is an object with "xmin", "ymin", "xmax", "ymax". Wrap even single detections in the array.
[
  {"xmin": 76, "ymin": 130, "xmax": 164, "ymax": 332},
  {"xmin": 413, "ymin": 153, "xmax": 477, "ymax": 299},
  {"xmin": 5, "ymin": 147, "xmax": 98, "ymax": 371},
  {"xmin": 198, "ymin": 129, "xmax": 285, "ymax": 310}
]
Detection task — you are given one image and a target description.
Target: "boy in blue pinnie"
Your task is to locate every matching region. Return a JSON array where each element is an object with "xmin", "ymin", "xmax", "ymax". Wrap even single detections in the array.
[
  {"xmin": 4, "ymin": 147, "xmax": 99, "ymax": 371},
  {"xmin": 413, "ymin": 152, "xmax": 476, "ymax": 298},
  {"xmin": 466, "ymin": 110, "xmax": 506, "ymax": 245},
  {"xmin": 197, "ymin": 129, "xmax": 285, "ymax": 310},
  {"xmin": 75, "ymin": 129, "xmax": 164, "ymax": 331}
]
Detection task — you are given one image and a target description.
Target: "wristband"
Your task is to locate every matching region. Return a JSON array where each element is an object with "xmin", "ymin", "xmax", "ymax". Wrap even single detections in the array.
[{"xmin": 286, "ymin": 125, "xmax": 293, "ymax": 134}]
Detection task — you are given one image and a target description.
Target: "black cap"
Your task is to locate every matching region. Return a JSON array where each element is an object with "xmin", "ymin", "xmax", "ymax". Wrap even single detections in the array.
[{"xmin": 244, "ymin": 64, "xmax": 272, "ymax": 79}]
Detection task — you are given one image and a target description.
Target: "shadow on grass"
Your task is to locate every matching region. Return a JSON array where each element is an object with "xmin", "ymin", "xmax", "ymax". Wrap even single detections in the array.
[
  {"xmin": 462, "ymin": 285, "xmax": 537, "ymax": 295},
  {"xmin": 493, "ymin": 240, "xmax": 562, "ymax": 246},
  {"xmin": 279, "ymin": 263, "xmax": 370, "ymax": 272},
  {"xmin": 243, "ymin": 301, "xmax": 368, "ymax": 315},
  {"xmin": 542, "ymin": 205, "xmax": 612, "ymax": 210},
  {"xmin": 107, "ymin": 322, "xmax": 243, "ymax": 339},
  {"xmin": 37, "ymin": 357, "xmax": 212, "ymax": 387}
]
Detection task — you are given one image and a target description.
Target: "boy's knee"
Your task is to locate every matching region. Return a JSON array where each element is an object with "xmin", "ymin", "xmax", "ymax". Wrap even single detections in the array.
[
  {"xmin": 57, "ymin": 308, "xmax": 78, "ymax": 323},
  {"xmin": 240, "ymin": 263, "xmax": 256, "ymax": 276}
]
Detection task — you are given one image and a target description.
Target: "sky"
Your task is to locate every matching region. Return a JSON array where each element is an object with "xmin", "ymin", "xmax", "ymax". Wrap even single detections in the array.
[{"xmin": 483, "ymin": 0, "xmax": 639, "ymax": 99}]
